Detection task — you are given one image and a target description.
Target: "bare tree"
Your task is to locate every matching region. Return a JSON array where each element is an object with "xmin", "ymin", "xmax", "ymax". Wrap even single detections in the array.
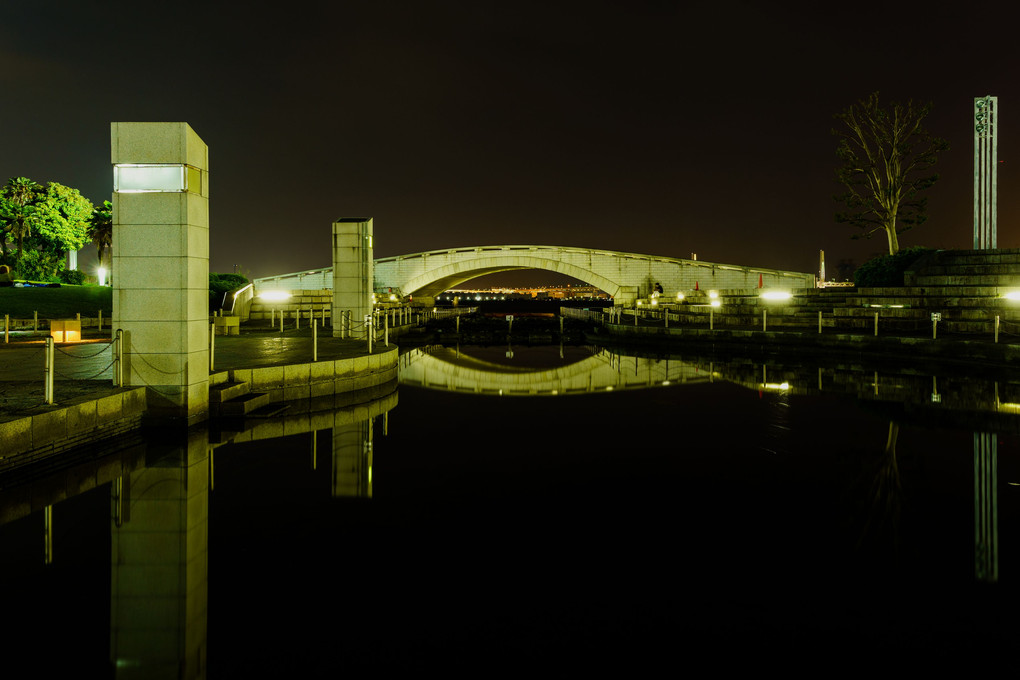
[{"xmin": 834, "ymin": 93, "xmax": 948, "ymax": 255}]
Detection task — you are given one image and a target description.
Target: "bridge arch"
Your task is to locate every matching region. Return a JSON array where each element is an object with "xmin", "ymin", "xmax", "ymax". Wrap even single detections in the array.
[
  {"xmin": 372, "ymin": 245, "xmax": 814, "ymax": 304},
  {"xmin": 393, "ymin": 253, "xmax": 623, "ymax": 300}
]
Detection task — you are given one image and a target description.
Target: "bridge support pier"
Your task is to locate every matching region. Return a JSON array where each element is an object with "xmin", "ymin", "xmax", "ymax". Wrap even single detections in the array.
[{"xmin": 332, "ymin": 218, "xmax": 373, "ymax": 339}]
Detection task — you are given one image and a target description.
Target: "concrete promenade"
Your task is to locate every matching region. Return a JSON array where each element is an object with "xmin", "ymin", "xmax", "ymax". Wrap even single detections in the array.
[{"xmin": 0, "ymin": 327, "xmax": 395, "ymax": 422}]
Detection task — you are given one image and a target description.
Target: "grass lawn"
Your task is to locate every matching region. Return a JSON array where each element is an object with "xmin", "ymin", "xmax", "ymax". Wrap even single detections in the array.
[{"xmin": 0, "ymin": 286, "xmax": 113, "ymax": 319}]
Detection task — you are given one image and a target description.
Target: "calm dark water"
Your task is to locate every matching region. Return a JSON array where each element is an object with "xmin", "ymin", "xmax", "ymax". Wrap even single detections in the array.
[{"xmin": 2, "ymin": 344, "xmax": 1020, "ymax": 675}]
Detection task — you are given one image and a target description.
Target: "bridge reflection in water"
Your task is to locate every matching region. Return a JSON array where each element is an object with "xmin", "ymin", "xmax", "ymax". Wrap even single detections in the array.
[
  {"xmin": 3, "ymin": 344, "xmax": 1019, "ymax": 673},
  {"xmin": 399, "ymin": 345, "xmax": 712, "ymax": 395},
  {"xmin": 400, "ymin": 342, "xmax": 1017, "ymax": 584}
]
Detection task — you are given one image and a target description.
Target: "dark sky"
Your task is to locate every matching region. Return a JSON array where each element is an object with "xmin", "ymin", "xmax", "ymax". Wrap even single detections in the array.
[{"xmin": 2, "ymin": 1, "xmax": 1018, "ymax": 282}]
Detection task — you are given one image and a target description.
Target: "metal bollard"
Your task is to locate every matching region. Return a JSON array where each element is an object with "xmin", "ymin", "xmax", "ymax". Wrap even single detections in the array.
[
  {"xmin": 365, "ymin": 314, "xmax": 373, "ymax": 354},
  {"xmin": 384, "ymin": 313, "xmax": 389, "ymax": 347},
  {"xmin": 874, "ymin": 312, "xmax": 879, "ymax": 336},
  {"xmin": 818, "ymin": 310, "xmax": 822, "ymax": 334},
  {"xmin": 113, "ymin": 329, "xmax": 123, "ymax": 387},
  {"xmin": 763, "ymin": 309, "xmax": 767, "ymax": 332}
]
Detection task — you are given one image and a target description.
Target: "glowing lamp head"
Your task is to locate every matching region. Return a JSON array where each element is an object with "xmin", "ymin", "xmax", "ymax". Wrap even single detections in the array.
[
  {"xmin": 676, "ymin": 292, "xmax": 684, "ymax": 301},
  {"xmin": 710, "ymin": 300, "xmax": 721, "ymax": 308},
  {"xmin": 760, "ymin": 291, "xmax": 792, "ymax": 301},
  {"xmin": 259, "ymin": 291, "xmax": 292, "ymax": 302},
  {"xmin": 98, "ymin": 267, "xmax": 107, "ymax": 287},
  {"xmin": 1004, "ymin": 292, "xmax": 1020, "ymax": 301},
  {"xmin": 708, "ymin": 291, "xmax": 718, "ymax": 299}
]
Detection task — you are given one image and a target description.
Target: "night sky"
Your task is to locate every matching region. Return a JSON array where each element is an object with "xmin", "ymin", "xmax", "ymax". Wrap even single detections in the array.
[{"xmin": 2, "ymin": 2, "xmax": 1018, "ymax": 283}]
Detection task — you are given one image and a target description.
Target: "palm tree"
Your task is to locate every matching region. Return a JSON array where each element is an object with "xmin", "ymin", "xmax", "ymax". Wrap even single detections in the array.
[
  {"xmin": 0, "ymin": 177, "xmax": 42, "ymax": 260},
  {"xmin": 91, "ymin": 200, "xmax": 113, "ymax": 269}
]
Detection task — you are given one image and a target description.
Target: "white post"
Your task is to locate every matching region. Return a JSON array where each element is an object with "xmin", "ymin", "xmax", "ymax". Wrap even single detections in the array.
[
  {"xmin": 209, "ymin": 322, "xmax": 215, "ymax": 371},
  {"xmin": 384, "ymin": 313, "xmax": 389, "ymax": 347},
  {"xmin": 365, "ymin": 314, "xmax": 373, "ymax": 354},
  {"xmin": 763, "ymin": 309, "xmax": 767, "ymax": 332},
  {"xmin": 280, "ymin": 309, "xmax": 284, "ymax": 333},
  {"xmin": 932, "ymin": 316, "xmax": 938, "ymax": 340},
  {"xmin": 313, "ymin": 319, "xmax": 318, "ymax": 361},
  {"xmin": 45, "ymin": 337, "xmax": 54, "ymax": 404},
  {"xmin": 995, "ymin": 315, "xmax": 1000, "ymax": 343}
]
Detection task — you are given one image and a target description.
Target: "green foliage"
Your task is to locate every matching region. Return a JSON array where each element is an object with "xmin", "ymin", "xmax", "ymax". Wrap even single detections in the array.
[
  {"xmin": 0, "ymin": 177, "xmax": 43, "ymax": 260},
  {"xmin": 853, "ymin": 246, "xmax": 933, "ymax": 287},
  {"xmin": 209, "ymin": 272, "xmax": 250, "ymax": 310},
  {"xmin": 32, "ymin": 182, "xmax": 94, "ymax": 257},
  {"xmin": 58, "ymin": 269, "xmax": 87, "ymax": 285},
  {"xmin": 90, "ymin": 200, "xmax": 113, "ymax": 268},
  {"xmin": 834, "ymin": 93, "xmax": 948, "ymax": 255},
  {"xmin": 12, "ymin": 249, "xmax": 65, "ymax": 281},
  {"xmin": 0, "ymin": 177, "xmax": 96, "ymax": 279}
]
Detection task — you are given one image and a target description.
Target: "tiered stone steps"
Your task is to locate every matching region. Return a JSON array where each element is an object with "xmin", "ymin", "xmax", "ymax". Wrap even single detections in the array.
[
  {"xmin": 627, "ymin": 250, "xmax": 1020, "ymax": 337},
  {"xmin": 210, "ymin": 371, "xmax": 269, "ymax": 416},
  {"xmin": 248, "ymin": 289, "xmax": 332, "ymax": 323}
]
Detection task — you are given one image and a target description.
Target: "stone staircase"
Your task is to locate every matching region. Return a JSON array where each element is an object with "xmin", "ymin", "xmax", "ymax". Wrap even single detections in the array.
[
  {"xmin": 209, "ymin": 371, "xmax": 269, "ymax": 416},
  {"xmin": 632, "ymin": 249, "xmax": 1020, "ymax": 337},
  {"xmin": 248, "ymin": 289, "xmax": 332, "ymax": 322}
]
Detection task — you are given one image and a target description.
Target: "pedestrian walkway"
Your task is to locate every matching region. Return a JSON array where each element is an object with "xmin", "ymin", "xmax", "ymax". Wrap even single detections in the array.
[{"xmin": 0, "ymin": 327, "xmax": 393, "ymax": 420}]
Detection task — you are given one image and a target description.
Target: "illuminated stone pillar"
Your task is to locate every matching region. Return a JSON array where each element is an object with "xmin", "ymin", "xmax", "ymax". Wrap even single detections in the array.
[
  {"xmin": 974, "ymin": 96, "xmax": 998, "ymax": 249},
  {"xmin": 974, "ymin": 432, "xmax": 998, "ymax": 582},
  {"xmin": 333, "ymin": 419, "xmax": 373, "ymax": 497},
  {"xmin": 111, "ymin": 122, "xmax": 210, "ymax": 423},
  {"xmin": 110, "ymin": 430, "xmax": 209, "ymax": 678},
  {"xmin": 332, "ymin": 218, "xmax": 373, "ymax": 339}
]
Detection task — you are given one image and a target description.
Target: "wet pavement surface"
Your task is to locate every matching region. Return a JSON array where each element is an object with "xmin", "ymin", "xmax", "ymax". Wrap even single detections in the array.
[{"xmin": 0, "ymin": 326, "xmax": 393, "ymax": 422}]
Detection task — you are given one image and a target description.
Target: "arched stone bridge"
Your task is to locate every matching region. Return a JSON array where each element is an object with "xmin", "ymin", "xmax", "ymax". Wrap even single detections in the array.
[{"xmin": 256, "ymin": 245, "xmax": 815, "ymax": 305}]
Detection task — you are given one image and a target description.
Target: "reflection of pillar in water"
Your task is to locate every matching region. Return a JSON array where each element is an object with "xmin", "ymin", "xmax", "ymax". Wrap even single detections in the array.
[
  {"xmin": 110, "ymin": 430, "xmax": 209, "ymax": 677},
  {"xmin": 333, "ymin": 418, "xmax": 374, "ymax": 497},
  {"xmin": 974, "ymin": 432, "xmax": 998, "ymax": 582}
]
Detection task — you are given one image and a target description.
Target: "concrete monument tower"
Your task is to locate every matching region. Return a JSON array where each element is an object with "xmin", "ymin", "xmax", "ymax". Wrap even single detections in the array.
[
  {"xmin": 974, "ymin": 96, "xmax": 998, "ymax": 249},
  {"xmin": 332, "ymin": 218, "xmax": 374, "ymax": 339},
  {"xmin": 111, "ymin": 122, "xmax": 210, "ymax": 422}
]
